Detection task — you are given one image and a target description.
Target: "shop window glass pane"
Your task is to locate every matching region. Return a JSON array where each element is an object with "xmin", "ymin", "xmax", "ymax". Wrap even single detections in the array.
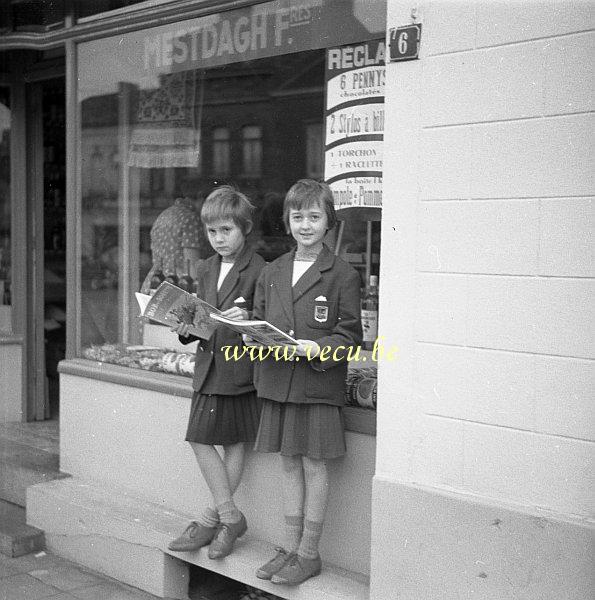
[
  {"xmin": 305, "ymin": 123, "xmax": 323, "ymax": 180},
  {"xmin": 0, "ymin": 87, "xmax": 10, "ymax": 313},
  {"xmin": 242, "ymin": 125, "xmax": 262, "ymax": 178},
  {"xmin": 76, "ymin": 0, "xmax": 385, "ymax": 373},
  {"xmin": 212, "ymin": 127, "xmax": 230, "ymax": 177}
]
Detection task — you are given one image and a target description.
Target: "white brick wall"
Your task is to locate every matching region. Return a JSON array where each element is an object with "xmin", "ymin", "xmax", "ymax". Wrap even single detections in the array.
[
  {"xmin": 420, "ymin": 116, "xmax": 595, "ymax": 199},
  {"xmin": 417, "ymin": 200, "xmax": 540, "ymax": 274},
  {"xmin": 539, "ymin": 198, "xmax": 595, "ymax": 276},
  {"xmin": 377, "ymin": 1, "xmax": 595, "ymax": 519}
]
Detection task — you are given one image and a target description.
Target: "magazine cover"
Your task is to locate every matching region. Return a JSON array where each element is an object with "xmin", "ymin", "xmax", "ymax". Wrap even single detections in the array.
[
  {"xmin": 136, "ymin": 281, "xmax": 221, "ymax": 340},
  {"xmin": 210, "ymin": 313, "xmax": 298, "ymax": 346}
]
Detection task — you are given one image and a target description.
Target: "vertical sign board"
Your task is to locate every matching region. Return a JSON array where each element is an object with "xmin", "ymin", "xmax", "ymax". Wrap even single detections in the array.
[{"xmin": 324, "ymin": 40, "xmax": 385, "ymax": 210}]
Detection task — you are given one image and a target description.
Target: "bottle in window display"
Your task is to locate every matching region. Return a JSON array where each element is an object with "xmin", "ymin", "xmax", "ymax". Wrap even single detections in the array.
[
  {"xmin": 361, "ymin": 275, "xmax": 378, "ymax": 351},
  {"xmin": 149, "ymin": 259, "xmax": 165, "ymax": 295},
  {"xmin": 178, "ymin": 259, "xmax": 194, "ymax": 293}
]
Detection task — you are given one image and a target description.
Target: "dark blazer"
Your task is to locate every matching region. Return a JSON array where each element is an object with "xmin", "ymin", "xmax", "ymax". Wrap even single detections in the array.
[
  {"xmin": 252, "ymin": 244, "xmax": 362, "ymax": 406},
  {"xmin": 180, "ymin": 244, "xmax": 265, "ymax": 394}
]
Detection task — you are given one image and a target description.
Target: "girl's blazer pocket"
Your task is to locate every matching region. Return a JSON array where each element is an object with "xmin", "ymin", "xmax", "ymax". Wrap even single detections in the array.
[
  {"xmin": 305, "ymin": 365, "xmax": 333, "ymax": 400},
  {"xmin": 306, "ymin": 298, "xmax": 337, "ymax": 329},
  {"xmin": 233, "ymin": 350, "xmax": 253, "ymax": 387}
]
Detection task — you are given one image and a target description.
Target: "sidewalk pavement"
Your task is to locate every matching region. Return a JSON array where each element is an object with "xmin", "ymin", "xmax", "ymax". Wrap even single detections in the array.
[{"xmin": 0, "ymin": 550, "xmax": 161, "ymax": 600}]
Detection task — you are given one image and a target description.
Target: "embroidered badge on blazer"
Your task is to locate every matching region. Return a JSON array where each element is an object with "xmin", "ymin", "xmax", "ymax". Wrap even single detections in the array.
[{"xmin": 314, "ymin": 295, "xmax": 329, "ymax": 322}]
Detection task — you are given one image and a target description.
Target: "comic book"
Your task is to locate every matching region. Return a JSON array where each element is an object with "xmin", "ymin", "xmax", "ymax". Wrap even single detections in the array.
[
  {"xmin": 210, "ymin": 313, "xmax": 298, "ymax": 346},
  {"xmin": 135, "ymin": 281, "xmax": 221, "ymax": 340}
]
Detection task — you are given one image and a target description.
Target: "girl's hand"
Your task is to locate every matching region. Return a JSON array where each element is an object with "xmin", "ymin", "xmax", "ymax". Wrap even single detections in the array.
[
  {"xmin": 294, "ymin": 339, "xmax": 321, "ymax": 358},
  {"xmin": 221, "ymin": 306, "xmax": 249, "ymax": 321},
  {"xmin": 171, "ymin": 322, "xmax": 191, "ymax": 337}
]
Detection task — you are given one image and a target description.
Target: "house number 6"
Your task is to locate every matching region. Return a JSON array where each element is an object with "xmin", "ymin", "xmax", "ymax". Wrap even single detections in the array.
[
  {"xmin": 388, "ymin": 24, "xmax": 421, "ymax": 61},
  {"xmin": 398, "ymin": 31, "xmax": 409, "ymax": 55}
]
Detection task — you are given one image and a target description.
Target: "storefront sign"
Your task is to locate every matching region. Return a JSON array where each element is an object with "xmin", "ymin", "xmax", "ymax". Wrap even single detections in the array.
[
  {"xmin": 139, "ymin": 0, "xmax": 386, "ymax": 74},
  {"xmin": 324, "ymin": 39, "xmax": 385, "ymax": 209},
  {"xmin": 388, "ymin": 24, "xmax": 421, "ymax": 61},
  {"xmin": 80, "ymin": 0, "xmax": 387, "ymax": 101}
]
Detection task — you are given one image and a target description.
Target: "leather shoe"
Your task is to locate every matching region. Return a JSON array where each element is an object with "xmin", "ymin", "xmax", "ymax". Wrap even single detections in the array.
[
  {"xmin": 167, "ymin": 521, "xmax": 217, "ymax": 552},
  {"xmin": 256, "ymin": 547, "xmax": 291, "ymax": 580},
  {"xmin": 208, "ymin": 513, "xmax": 247, "ymax": 559},
  {"xmin": 271, "ymin": 553, "xmax": 322, "ymax": 585}
]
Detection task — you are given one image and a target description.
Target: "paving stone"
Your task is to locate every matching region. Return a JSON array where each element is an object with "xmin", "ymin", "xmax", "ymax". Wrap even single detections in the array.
[
  {"xmin": 28, "ymin": 564, "xmax": 104, "ymax": 592},
  {"xmin": 69, "ymin": 581, "xmax": 161, "ymax": 600},
  {"xmin": 0, "ymin": 554, "xmax": 22, "ymax": 578},
  {"xmin": 1, "ymin": 550, "xmax": 70, "ymax": 574},
  {"xmin": 0, "ymin": 572, "xmax": 61, "ymax": 600}
]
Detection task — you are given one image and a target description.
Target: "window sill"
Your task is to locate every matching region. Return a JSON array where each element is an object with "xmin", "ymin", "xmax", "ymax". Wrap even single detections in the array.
[
  {"xmin": 58, "ymin": 358, "xmax": 193, "ymax": 398},
  {"xmin": 58, "ymin": 358, "xmax": 376, "ymax": 436}
]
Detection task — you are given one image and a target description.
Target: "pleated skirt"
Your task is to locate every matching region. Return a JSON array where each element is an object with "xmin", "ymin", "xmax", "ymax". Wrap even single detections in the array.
[
  {"xmin": 254, "ymin": 399, "xmax": 346, "ymax": 459},
  {"xmin": 185, "ymin": 391, "xmax": 262, "ymax": 445}
]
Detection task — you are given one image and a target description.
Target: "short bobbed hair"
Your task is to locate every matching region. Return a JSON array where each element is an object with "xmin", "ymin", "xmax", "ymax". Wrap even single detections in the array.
[
  {"xmin": 201, "ymin": 185, "xmax": 254, "ymax": 235},
  {"xmin": 283, "ymin": 179, "xmax": 337, "ymax": 232}
]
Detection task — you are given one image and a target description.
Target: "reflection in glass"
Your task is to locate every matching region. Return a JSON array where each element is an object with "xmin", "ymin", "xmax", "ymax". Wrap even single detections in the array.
[
  {"xmin": 79, "ymin": 49, "xmax": 329, "ymax": 356},
  {"xmin": 306, "ymin": 123, "xmax": 324, "ymax": 180},
  {"xmin": 242, "ymin": 125, "xmax": 262, "ymax": 178},
  {"xmin": 212, "ymin": 127, "xmax": 230, "ymax": 177}
]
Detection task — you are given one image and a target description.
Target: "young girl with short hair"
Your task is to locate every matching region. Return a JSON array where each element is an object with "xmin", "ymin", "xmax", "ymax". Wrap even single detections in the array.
[
  {"xmin": 251, "ymin": 179, "xmax": 362, "ymax": 585},
  {"xmin": 168, "ymin": 186, "xmax": 265, "ymax": 560}
]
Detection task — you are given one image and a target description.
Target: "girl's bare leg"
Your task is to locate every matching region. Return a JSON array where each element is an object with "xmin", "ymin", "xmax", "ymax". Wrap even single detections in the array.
[
  {"xmin": 191, "ymin": 442, "xmax": 233, "ymax": 506},
  {"xmin": 191, "ymin": 442, "xmax": 243, "ymax": 530},
  {"xmin": 223, "ymin": 442, "xmax": 245, "ymax": 494}
]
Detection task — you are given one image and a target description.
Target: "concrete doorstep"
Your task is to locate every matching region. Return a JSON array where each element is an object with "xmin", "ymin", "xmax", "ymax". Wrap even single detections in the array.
[
  {"xmin": 0, "ymin": 499, "xmax": 45, "ymax": 558},
  {"xmin": 27, "ymin": 477, "xmax": 369, "ymax": 600}
]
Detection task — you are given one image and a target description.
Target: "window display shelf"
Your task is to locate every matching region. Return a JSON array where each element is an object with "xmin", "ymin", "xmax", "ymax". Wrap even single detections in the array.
[{"xmin": 58, "ymin": 357, "xmax": 376, "ymax": 436}]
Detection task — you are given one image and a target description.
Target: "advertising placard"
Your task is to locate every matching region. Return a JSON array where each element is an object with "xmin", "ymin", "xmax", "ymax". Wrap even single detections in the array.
[{"xmin": 324, "ymin": 39, "xmax": 385, "ymax": 210}]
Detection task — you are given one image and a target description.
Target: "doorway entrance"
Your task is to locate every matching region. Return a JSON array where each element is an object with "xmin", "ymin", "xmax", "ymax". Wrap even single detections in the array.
[
  {"xmin": 24, "ymin": 72, "xmax": 66, "ymax": 422},
  {"xmin": 41, "ymin": 78, "xmax": 66, "ymax": 420}
]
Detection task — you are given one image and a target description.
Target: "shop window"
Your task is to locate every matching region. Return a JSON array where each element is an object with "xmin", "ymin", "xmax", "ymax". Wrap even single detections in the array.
[
  {"xmin": 305, "ymin": 122, "xmax": 323, "ymax": 180},
  {"xmin": 78, "ymin": 46, "xmax": 327, "ymax": 353},
  {"xmin": 212, "ymin": 127, "xmax": 230, "ymax": 177},
  {"xmin": 75, "ymin": 0, "xmax": 385, "ymax": 430},
  {"xmin": 241, "ymin": 125, "xmax": 262, "ymax": 178}
]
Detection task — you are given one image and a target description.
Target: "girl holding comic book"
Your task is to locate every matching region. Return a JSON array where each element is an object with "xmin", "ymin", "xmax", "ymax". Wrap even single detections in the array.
[
  {"xmin": 168, "ymin": 186, "xmax": 265, "ymax": 560},
  {"xmin": 249, "ymin": 179, "xmax": 362, "ymax": 586}
]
